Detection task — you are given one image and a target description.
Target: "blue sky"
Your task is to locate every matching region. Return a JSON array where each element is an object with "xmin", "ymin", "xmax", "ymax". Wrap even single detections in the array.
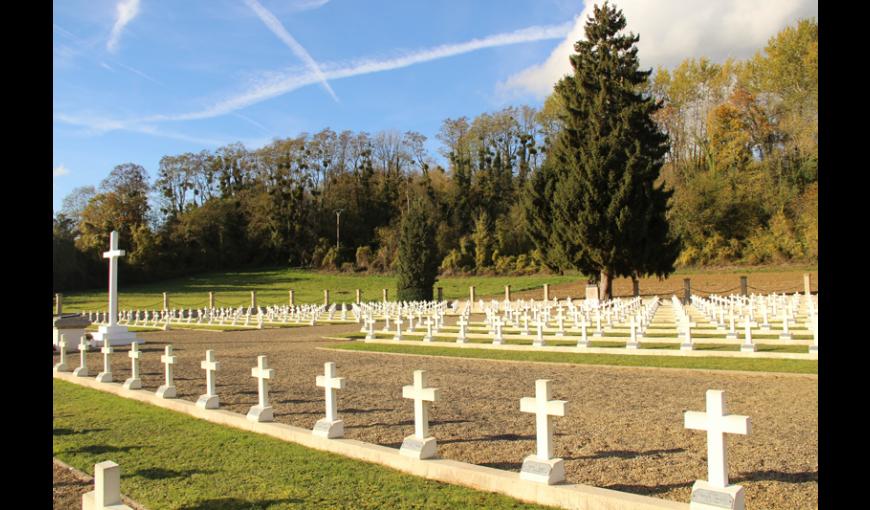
[{"xmin": 53, "ymin": 0, "xmax": 817, "ymax": 212}]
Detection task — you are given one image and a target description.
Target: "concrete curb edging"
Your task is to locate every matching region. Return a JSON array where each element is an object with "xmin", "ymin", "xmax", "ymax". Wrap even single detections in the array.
[{"xmin": 54, "ymin": 371, "xmax": 687, "ymax": 510}]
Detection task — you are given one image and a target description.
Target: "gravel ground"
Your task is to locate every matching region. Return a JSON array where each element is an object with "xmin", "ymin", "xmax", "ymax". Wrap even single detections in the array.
[
  {"xmin": 52, "ymin": 459, "xmax": 146, "ymax": 510},
  {"xmin": 53, "ymin": 322, "xmax": 818, "ymax": 509}
]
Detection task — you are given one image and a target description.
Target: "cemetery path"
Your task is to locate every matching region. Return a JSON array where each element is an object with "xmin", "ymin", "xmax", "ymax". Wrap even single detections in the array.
[{"xmin": 55, "ymin": 322, "xmax": 818, "ymax": 510}]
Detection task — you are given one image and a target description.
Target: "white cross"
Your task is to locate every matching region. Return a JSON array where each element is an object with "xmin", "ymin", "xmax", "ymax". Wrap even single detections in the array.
[
  {"xmin": 394, "ymin": 316, "xmax": 403, "ymax": 340},
  {"xmin": 201, "ymin": 350, "xmax": 220, "ymax": 396},
  {"xmin": 456, "ymin": 317, "xmax": 468, "ymax": 342},
  {"xmin": 160, "ymin": 345, "xmax": 177, "ymax": 387},
  {"xmin": 101, "ymin": 344, "xmax": 113, "ymax": 373},
  {"xmin": 402, "ymin": 370, "xmax": 439, "ymax": 439},
  {"xmin": 251, "ymin": 355, "xmax": 275, "ymax": 408},
  {"xmin": 78, "ymin": 336, "xmax": 89, "ymax": 368},
  {"xmin": 493, "ymin": 316, "xmax": 503, "ymax": 344},
  {"xmin": 743, "ymin": 317, "xmax": 752, "ymax": 345},
  {"xmin": 316, "ymin": 362, "xmax": 345, "ymax": 422},
  {"xmin": 102, "ymin": 231, "xmax": 126, "ymax": 327},
  {"xmin": 128, "ymin": 343, "xmax": 141, "ymax": 379},
  {"xmin": 684, "ymin": 390, "xmax": 750, "ymax": 488},
  {"xmin": 520, "ymin": 379, "xmax": 567, "ymax": 460},
  {"xmin": 57, "ymin": 335, "xmax": 68, "ymax": 367}
]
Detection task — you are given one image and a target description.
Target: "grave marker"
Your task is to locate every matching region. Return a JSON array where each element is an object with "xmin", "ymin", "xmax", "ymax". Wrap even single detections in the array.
[
  {"xmin": 155, "ymin": 345, "xmax": 177, "ymax": 398},
  {"xmin": 400, "ymin": 370, "xmax": 440, "ymax": 459},
  {"xmin": 73, "ymin": 336, "xmax": 90, "ymax": 377},
  {"xmin": 54, "ymin": 334, "xmax": 71, "ymax": 373},
  {"xmin": 95, "ymin": 344, "xmax": 113, "ymax": 383},
  {"xmin": 247, "ymin": 355, "xmax": 275, "ymax": 422},
  {"xmin": 122, "ymin": 343, "xmax": 142, "ymax": 390},
  {"xmin": 81, "ymin": 461, "xmax": 132, "ymax": 510},
  {"xmin": 196, "ymin": 350, "xmax": 220, "ymax": 409},
  {"xmin": 313, "ymin": 362, "xmax": 346, "ymax": 438},
  {"xmin": 520, "ymin": 379, "xmax": 567, "ymax": 484}
]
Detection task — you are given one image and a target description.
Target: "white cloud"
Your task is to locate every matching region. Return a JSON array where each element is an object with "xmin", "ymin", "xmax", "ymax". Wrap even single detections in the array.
[
  {"xmin": 244, "ymin": 0, "xmax": 338, "ymax": 102},
  {"xmin": 53, "ymin": 165, "xmax": 71, "ymax": 178},
  {"xmin": 107, "ymin": 0, "xmax": 141, "ymax": 53},
  {"xmin": 499, "ymin": 0, "xmax": 818, "ymax": 100}
]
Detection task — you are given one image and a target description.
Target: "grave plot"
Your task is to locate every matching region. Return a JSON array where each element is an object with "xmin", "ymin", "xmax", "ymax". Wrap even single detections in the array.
[{"xmin": 52, "ymin": 322, "xmax": 818, "ymax": 509}]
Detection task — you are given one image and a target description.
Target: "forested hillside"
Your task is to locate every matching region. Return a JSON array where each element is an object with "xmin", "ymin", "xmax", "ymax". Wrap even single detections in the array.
[{"xmin": 53, "ymin": 19, "xmax": 817, "ymax": 292}]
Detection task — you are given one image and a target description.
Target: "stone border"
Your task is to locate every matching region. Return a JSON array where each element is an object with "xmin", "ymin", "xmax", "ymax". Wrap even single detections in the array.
[
  {"xmin": 54, "ymin": 372, "xmax": 688, "ymax": 510},
  {"xmin": 351, "ymin": 337, "xmax": 818, "ymax": 360}
]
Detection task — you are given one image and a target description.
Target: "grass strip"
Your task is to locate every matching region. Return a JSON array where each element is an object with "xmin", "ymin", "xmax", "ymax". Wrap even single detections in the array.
[
  {"xmin": 53, "ymin": 379, "xmax": 553, "ymax": 510},
  {"xmin": 326, "ymin": 342, "xmax": 817, "ymax": 374}
]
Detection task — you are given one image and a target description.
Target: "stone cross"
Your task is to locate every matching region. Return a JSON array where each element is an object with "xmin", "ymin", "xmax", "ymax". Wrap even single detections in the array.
[
  {"xmin": 809, "ymin": 315, "xmax": 818, "ymax": 354},
  {"xmin": 82, "ymin": 460, "xmax": 133, "ymax": 510},
  {"xmin": 578, "ymin": 317, "xmax": 588, "ymax": 348},
  {"xmin": 74, "ymin": 336, "xmax": 90, "ymax": 377},
  {"xmin": 313, "ymin": 362, "xmax": 346, "ymax": 438},
  {"xmin": 520, "ymin": 379, "xmax": 567, "ymax": 485},
  {"xmin": 493, "ymin": 316, "xmax": 503, "ymax": 345},
  {"xmin": 54, "ymin": 334, "xmax": 71, "ymax": 373},
  {"xmin": 122, "ymin": 343, "xmax": 142, "ymax": 390},
  {"xmin": 779, "ymin": 307, "xmax": 792, "ymax": 339},
  {"xmin": 103, "ymin": 231, "xmax": 126, "ymax": 328},
  {"xmin": 684, "ymin": 390, "xmax": 750, "ymax": 488},
  {"xmin": 247, "ymin": 355, "xmax": 275, "ymax": 422},
  {"xmin": 399, "ymin": 370, "xmax": 440, "ymax": 459},
  {"xmin": 156, "ymin": 345, "xmax": 177, "ymax": 398},
  {"xmin": 456, "ymin": 317, "xmax": 468, "ymax": 343},
  {"xmin": 365, "ymin": 316, "xmax": 376, "ymax": 340},
  {"xmin": 533, "ymin": 318, "xmax": 545, "ymax": 347},
  {"xmin": 196, "ymin": 350, "xmax": 220, "ymax": 409},
  {"xmin": 96, "ymin": 344, "xmax": 113, "ymax": 383},
  {"xmin": 393, "ymin": 316, "xmax": 403, "ymax": 341},
  {"xmin": 423, "ymin": 316, "xmax": 433, "ymax": 342},
  {"xmin": 626, "ymin": 316, "xmax": 638, "ymax": 349},
  {"xmin": 740, "ymin": 317, "xmax": 756, "ymax": 353}
]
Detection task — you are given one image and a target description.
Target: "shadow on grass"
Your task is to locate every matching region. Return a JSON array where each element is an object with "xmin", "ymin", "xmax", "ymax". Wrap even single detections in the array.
[
  {"xmin": 176, "ymin": 496, "xmax": 304, "ymax": 509},
  {"xmin": 67, "ymin": 444, "xmax": 144, "ymax": 455},
  {"xmin": 133, "ymin": 467, "xmax": 217, "ymax": 480},
  {"xmin": 53, "ymin": 428, "xmax": 108, "ymax": 436}
]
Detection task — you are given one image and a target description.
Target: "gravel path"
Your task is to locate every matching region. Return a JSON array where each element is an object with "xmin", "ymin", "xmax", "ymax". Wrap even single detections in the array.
[{"xmin": 54, "ymin": 323, "xmax": 818, "ymax": 509}]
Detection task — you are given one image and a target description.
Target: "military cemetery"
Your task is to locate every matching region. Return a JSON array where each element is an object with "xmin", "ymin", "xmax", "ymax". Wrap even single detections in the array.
[{"xmin": 54, "ymin": 1, "xmax": 817, "ymax": 508}]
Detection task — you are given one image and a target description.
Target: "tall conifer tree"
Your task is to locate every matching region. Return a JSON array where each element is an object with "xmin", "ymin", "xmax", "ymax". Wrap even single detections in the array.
[
  {"xmin": 524, "ymin": 2, "xmax": 679, "ymax": 299},
  {"xmin": 396, "ymin": 197, "xmax": 439, "ymax": 301}
]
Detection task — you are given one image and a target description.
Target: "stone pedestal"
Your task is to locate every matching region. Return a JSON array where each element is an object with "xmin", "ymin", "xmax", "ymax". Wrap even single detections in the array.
[
  {"xmin": 247, "ymin": 404, "xmax": 274, "ymax": 422},
  {"xmin": 739, "ymin": 343, "xmax": 756, "ymax": 353},
  {"xmin": 122, "ymin": 377, "xmax": 141, "ymax": 390},
  {"xmin": 584, "ymin": 285, "xmax": 599, "ymax": 305},
  {"xmin": 90, "ymin": 325, "xmax": 141, "ymax": 347},
  {"xmin": 196, "ymin": 394, "xmax": 219, "ymax": 409},
  {"xmin": 95, "ymin": 371, "xmax": 112, "ymax": 383},
  {"xmin": 81, "ymin": 461, "xmax": 133, "ymax": 510},
  {"xmin": 680, "ymin": 342, "xmax": 694, "ymax": 351},
  {"xmin": 520, "ymin": 456, "xmax": 565, "ymax": 485},
  {"xmin": 313, "ymin": 418, "xmax": 344, "ymax": 439},
  {"xmin": 53, "ymin": 314, "xmax": 92, "ymax": 348},
  {"xmin": 155, "ymin": 385, "xmax": 176, "ymax": 399},
  {"xmin": 399, "ymin": 436, "xmax": 437, "ymax": 459},
  {"xmin": 689, "ymin": 480, "xmax": 745, "ymax": 510}
]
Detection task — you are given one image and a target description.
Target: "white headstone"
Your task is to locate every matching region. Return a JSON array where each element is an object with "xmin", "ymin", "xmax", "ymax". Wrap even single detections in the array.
[
  {"xmin": 122, "ymin": 343, "xmax": 142, "ymax": 389},
  {"xmin": 95, "ymin": 344, "xmax": 113, "ymax": 383},
  {"xmin": 196, "ymin": 350, "xmax": 220, "ymax": 409},
  {"xmin": 54, "ymin": 334, "xmax": 71, "ymax": 373},
  {"xmin": 81, "ymin": 461, "xmax": 132, "ymax": 510},
  {"xmin": 520, "ymin": 379, "xmax": 567, "ymax": 484},
  {"xmin": 313, "ymin": 362, "xmax": 346, "ymax": 438},
  {"xmin": 400, "ymin": 370, "xmax": 440, "ymax": 459},
  {"xmin": 247, "ymin": 355, "xmax": 275, "ymax": 422},
  {"xmin": 155, "ymin": 345, "xmax": 177, "ymax": 398}
]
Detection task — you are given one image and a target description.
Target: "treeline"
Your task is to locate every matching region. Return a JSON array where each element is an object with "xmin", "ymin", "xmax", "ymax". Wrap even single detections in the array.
[{"xmin": 52, "ymin": 18, "xmax": 817, "ymax": 292}]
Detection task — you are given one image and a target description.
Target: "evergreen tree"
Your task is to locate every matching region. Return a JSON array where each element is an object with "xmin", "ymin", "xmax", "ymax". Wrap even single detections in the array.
[
  {"xmin": 527, "ymin": 2, "xmax": 679, "ymax": 298},
  {"xmin": 396, "ymin": 197, "xmax": 439, "ymax": 301}
]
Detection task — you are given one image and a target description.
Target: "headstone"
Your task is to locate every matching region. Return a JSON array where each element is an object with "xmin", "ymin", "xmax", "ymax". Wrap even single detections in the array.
[
  {"xmin": 400, "ymin": 370, "xmax": 440, "ymax": 459},
  {"xmin": 492, "ymin": 316, "xmax": 504, "ymax": 345},
  {"xmin": 122, "ymin": 343, "xmax": 142, "ymax": 390},
  {"xmin": 740, "ymin": 317, "xmax": 756, "ymax": 353},
  {"xmin": 196, "ymin": 350, "xmax": 220, "ymax": 409},
  {"xmin": 90, "ymin": 231, "xmax": 140, "ymax": 347},
  {"xmin": 95, "ymin": 344, "xmax": 113, "ymax": 383},
  {"xmin": 250, "ymin": 291, "xmax": 257, "ymax": 309},
  {"xmin": 81, "ymin": 461, "xmax": 133, "ymax": 510},
  {"xmin": 626, "ymin": 316, "xmax": 639, "ymax": 349},
  {"xmin": 684, "ymin": 390, "xmax": 750, "ymax": 510},
  {"xmin": 520, "ymin": 379, "xmax": 567, "ymax": 485},
  {"xmin": 54, "ymin": 314, "xmax": 92, "ymax": 348},
  {"xmin": 247, "ymin": 355, "xmax": 275, "ymax": 422},
  {"xmin": 456, "ymin": 317, "xmax": 468, "ymax": 344},
  {"xmin": 313, "ymin": 362, "xmax": 346, "ymax": 438},
  {"xmin": 54, "ymin": 334, "xmax": 71, "ymax": 373},
  {"xmin": 533, "ymin": 318, "xmax": 545, "ymax": 347},
  {"xmin": 809, "ymin": 315, "xmax": 818, "ymax": 354},
  {"xmin": 382, "ymin": 288, "xmax": 388, "ymax": 302},
  {"xmin": 155, "ymin": 345, "xmax": 177, "ymax": 398},
  {"xmin": 585, "ymin": 284, "xmax": 599, "ymax": 306},
  {"xmin": 393, "ymin": 316, "xmax": 403, "ymax": 341},
  {"xmin": 73, "ymin": 336, "xmax": 90, "ymax": 377}
]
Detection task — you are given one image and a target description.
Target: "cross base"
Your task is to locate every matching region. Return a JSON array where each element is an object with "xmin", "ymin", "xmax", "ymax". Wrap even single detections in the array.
[
  {"xmin": 122, "ymin": 377, "xmax": 142, "ymax": 390},
  {"xmin": 365, "ymin": 333, "xmax": 375, "ymax": 341},
  {"xmin": 532, "ymin": 339, "xmax": 545, "ymax": 347},
  {"xmin": 809, "ymin": 345, "xmax": 818, "ymax": 354},
  {"xmin": 740, "ymin": 344, "xmax": 757, "ymax": 353},
  {"xmin": 399, "ymin": 435, "xmax": 437, "ymax": 459},
  {"xmin": 689, "ymin": 480, "xmax": 744, "ymax": 510},
  {"xmin": 82, "ymin": 491, "xmax": 133, "ymax": 510},
  {"xmin": 423, "ymin": 335, "xmax": 433, "ymax": 343},
  {"xmin": 313, "ymin": 418, "xmax": 344, "ymax": 438},
  {"xmin": 520, "ymin": 456, "xmax": 565, "ymax": 485},
  {"xmin": 393, "ymin": 334, "xmax": 402, "ymax": 341},
  {"xmin": 73, "ymin": 366, "xmax": 89, "ymax": 377},
  {"xmin": 90, "ymin": 325, "xmax": 142, "ymax": 347},
  {"xmin": 156, "ymin": 385, "xmax": 176, "ymax": 399},
  {"xmin": 196, "ymin": 394, "xmax": 220, "ymax": 410},
  {"xmin": 725, "ymin": 333, "xmax": 738, "ymax": 340},
  {"xmin": 778, "ymin": 334, "xmax": 792, "ymax": 340},
  {"xmin": 95, "ymin": 371, "xmax": 113, "ymax": 383},
  {"xmin": 492, "ymin": 338, "xmax": 503, "ymax": 345},
  {"xmin": 680, "ymin": 342, "xmax": 694, "ymax": 351},
  {"xmin": 577, "ymin": 341, "xmax": 589, "ymax": 349},
  {"xmin": 626, "ymin": 341, "xmax": 639, "ymax": 350},
  {"xmin": 456, "ymin": 337, "xmax": 467, "ymax": 344},
  {"xmin": 54, "ymin": 362, "xmax": 71, "ymax": 373},
  {"xmin": 247, "ymin": 404, "xmax": 273, "ymax": 422}
]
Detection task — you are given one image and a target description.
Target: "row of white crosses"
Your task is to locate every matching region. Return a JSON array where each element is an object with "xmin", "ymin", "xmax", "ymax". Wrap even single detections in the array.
[{"xmin": 56, "ymin": 344, "xmax": 753, "ymax": 504}]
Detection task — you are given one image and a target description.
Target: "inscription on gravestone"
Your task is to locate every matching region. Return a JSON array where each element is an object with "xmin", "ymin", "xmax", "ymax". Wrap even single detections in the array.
[
  {"xmin": 313, "ymin": 421, "xmax": 333, "ymax": 434},
  {"xmin": 521, "ymin": 459, "xmax": 552, "ymax": 476},
  {"xmin": 402, "ymin": 438, "xmax": 423, "ymax": 451},
  {"xmin": 691, "ymin": 489, "xmax": 733, "ymax": 508}
]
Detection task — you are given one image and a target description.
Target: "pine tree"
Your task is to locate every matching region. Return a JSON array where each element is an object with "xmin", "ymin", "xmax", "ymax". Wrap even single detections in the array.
[
  {"xmin": 525, "ymin": 2, "xmax": 679, "ymax": 299},
  {"xmin": 396, "ymin": 197, "xmax": 439, "ymax": 301}
]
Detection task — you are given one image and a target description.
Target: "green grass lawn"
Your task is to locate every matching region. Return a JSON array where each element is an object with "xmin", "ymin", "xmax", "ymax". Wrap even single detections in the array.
[
  {"xmin": 61, "ymin": 268, "xmax": 582, "ymax": 312},
  {"xmin": 53, "ymin": 379, "xmax": 553, "ymax": 510},
  {"xmin": 324, "ymin": 342, "xmax": 817, "ymax": 374}
]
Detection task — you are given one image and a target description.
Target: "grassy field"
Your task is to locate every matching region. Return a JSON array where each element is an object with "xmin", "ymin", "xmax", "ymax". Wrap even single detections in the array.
[
  {"xmin": 60, "ymin": 268, "xmax": 581, "ymax": 312},
  {"xmin": 325, "ymin": 342, "xmax": 818, "ymax": 374},
  {"xmin": 53, "ymin": 379, "xmax": 553, "ymax": 510}
]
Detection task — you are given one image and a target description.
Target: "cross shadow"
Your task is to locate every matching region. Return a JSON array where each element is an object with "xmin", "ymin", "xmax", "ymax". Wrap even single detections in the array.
[
  {"xmin": 275, "ymin": 398, "xmax": 319, "ymax": 405},
  {"xmin": 732, "ymin": 470, "xmax": 818, "ymax": 484},
  {"xmin": 342, "ymin": 407, "xmax": 393, "ymax": 414},
  {"xmin": 53, "ymin": 428, "xmax": 108, "ymax": 436},
  {"xmin": 67, "ymin": 444, "xmax": 144, "ymax": 455},
  {"xmin": 577, "ymin": 447, "xmax": 685, "ymax": 460},
  {"xmin": 439, "ymin": 433, "xmax": 535, "ymax": 445},
  {"xmin": 346, "ymin": 419, "xmax": 413, "ymax": 430},
  {"xmin": 133, "ymin": 467, "xmax": 217, "ymax": 480},
  {"xmin": 478, "ymin": 460, "xmax": 524, "ymax": 471},
  {"xmin": 602, "ymin": 480, "xmax": 694, "ymax": 495},
  {"xmin": 176, "ymin": 496, "xmax": 303, "ymax": 509}
]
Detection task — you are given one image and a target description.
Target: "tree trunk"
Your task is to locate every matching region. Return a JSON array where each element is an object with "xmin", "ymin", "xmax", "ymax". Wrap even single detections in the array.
[{"xmin": 599, "ymin": 270, "xmax": 613, "ymax": 301}]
